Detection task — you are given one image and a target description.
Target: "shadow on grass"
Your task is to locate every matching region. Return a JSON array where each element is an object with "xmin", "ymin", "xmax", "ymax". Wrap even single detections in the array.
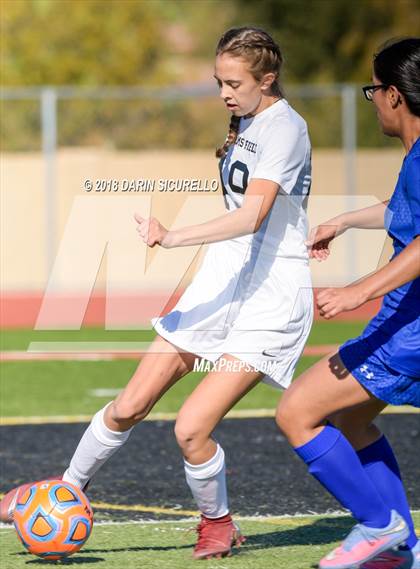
[
  {"xmin": 242, "ymin": 516, "xmax": 353, "ymax": 552},
  {"xmin": 12, "ymin": 515, "xmax": 353, "ymax": 563},
  {"xmin": 15, "ymin": 554, "xmax": 105, "ymax": 565}
]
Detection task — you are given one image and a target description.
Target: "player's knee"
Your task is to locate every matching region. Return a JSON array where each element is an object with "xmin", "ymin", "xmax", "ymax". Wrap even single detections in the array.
[
  {"xmin": 111, "ymin": 397, "xmax": 151, "ymax": 426},
  {"xmin": 275, "ymin": 405, "xmax": 293, "ymax": 436},
  {"xmin": 275, "ymin": 399, "xmax": 305, "ymax": 439},
  {"xmin": 174, "ymin": 421, "xmax": 203, "ymax": 454}
]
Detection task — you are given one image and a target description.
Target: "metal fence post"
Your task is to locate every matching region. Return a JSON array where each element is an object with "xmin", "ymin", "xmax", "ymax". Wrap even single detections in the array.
[
  {"xmin": 41, "ymin": 87, "xmax": 57, "ymax": 277},
  {"xmin": 341, "ymin": 84, "xmax": 357, "ymax": 282}
]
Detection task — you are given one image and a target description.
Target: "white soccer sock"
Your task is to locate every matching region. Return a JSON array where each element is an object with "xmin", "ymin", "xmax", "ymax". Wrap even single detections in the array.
[
  {"xmin": 63, "ymin": 402, "xmax": 133, "ymax": 488},
  {"xmin": 184, "ymin": 444, "xmax": 229, "ymax": 519}
]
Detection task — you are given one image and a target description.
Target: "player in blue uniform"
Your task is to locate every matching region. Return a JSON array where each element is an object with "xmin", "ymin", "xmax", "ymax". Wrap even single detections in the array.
[{"xmin": 277, "ymin": 38, "xmax": 420, "ymax": 569}]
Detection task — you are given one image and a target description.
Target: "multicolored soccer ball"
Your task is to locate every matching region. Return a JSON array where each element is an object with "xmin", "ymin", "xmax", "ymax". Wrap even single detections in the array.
[{"xmin": 13, "ymin": 479, "xmax": 93, "ymax": 561}]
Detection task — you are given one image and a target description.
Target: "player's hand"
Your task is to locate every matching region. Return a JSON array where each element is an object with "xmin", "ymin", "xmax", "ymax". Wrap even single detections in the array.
[
  {"xmin": 305, "ymin": 218, "xmax": 345, "ymax": 261},
  {"xmin": 134, "ymin": 213, "xmax": 170, "ymax": 248},
  {"xmin": 316, "ymin": 286, "xmax": 366, "ymax": 319}
]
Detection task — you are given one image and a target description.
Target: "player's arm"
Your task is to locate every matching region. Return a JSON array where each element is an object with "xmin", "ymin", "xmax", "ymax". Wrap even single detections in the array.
[
  {"xmin": 308, "ymin": 200, "xmax": 389, "ymax": 261},
  {"xmin": 317, "ymin": 236, "xmax": 420, "ymax": 319},
  {"xmin": 135, "ymin": 179, "xmax": 279, "ymax": 248}
]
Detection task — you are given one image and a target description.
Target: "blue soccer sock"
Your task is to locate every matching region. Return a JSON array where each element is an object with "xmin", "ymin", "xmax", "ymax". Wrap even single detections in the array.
[
  {"xmin": 357, "ymin": 435, "xmax": 418, "ymax": 549},
  {"xmin": 294, "ymin": 424, "xmax": 391, "ymax": 528}
]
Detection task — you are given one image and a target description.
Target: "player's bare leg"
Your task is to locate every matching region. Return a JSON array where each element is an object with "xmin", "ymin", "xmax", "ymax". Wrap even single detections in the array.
[
  {"xmin": 328, "ymin": 399, "xmax": 387, "ymax": 450},
  {"xmin": 105, "ymin": 334, "xmax": 197, "ymax": 430},
  {"xmin": 276, "ymin": 353, "xmax": 411, "ymax": 568},
  {"xmin": 62, "ymin": 334, "xmax": 196, "ymax": 488},
  {"xmin": 275, "ymin": 352, "xmax": 378, "ymax": 447},
  {"xmin": 174, "ymin": 354, "xmax": 262, "ymax": 559},
  {"xmin": 0, "ymin": 335, "xmax": 196, "ymax": 522}
]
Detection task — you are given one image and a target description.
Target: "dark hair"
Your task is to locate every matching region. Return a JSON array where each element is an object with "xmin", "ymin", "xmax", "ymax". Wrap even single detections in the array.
[
  {"xmin": 374, "ymin": 37, "xmax": 420, "ymax": 117},
  {"xmin": 215, "ymin": 27, "xmax": 283, "ymax": 158}
]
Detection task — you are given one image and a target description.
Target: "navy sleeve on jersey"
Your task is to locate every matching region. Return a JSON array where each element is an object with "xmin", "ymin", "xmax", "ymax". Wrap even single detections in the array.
[{"xmin": 406, "ymin": 155, "xmax": 420, "ymax": 238}]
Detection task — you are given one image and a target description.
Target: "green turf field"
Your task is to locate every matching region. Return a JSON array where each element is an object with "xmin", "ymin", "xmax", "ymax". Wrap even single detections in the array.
[
  {"xmin": 1, "ymin": 513, "xmax": 418, "ymax": 569},
  {"xmin": 0, "ymin": 323, "xmax": 365, "ymax": 418},
  {"xmin": 0, "ymin": 358, "xmax": 322, "ymax": 418},
  {"xmin": 1, "ymin": 322, "xmax": 418, "ymax": 569},
  {"xmin": 0, "ymin": 321, "xmax": 366, "ymax": 351}
]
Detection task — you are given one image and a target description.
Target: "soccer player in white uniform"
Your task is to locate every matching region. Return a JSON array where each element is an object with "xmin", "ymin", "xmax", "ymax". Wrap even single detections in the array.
[{"xmin": 1, "ymin": 27, "xmax": 313, "ymax": 559}]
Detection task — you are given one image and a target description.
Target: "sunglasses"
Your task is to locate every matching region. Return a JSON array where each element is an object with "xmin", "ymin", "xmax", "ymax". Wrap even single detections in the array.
[{"xmin": 362, "ymin": 84, "xmax": 388, "ymax": 101}]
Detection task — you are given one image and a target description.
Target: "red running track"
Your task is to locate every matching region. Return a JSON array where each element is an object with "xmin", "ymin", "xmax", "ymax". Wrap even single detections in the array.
[{"xmin": 0, "ymin": 292, "xmax": 381, "ymax": 329}]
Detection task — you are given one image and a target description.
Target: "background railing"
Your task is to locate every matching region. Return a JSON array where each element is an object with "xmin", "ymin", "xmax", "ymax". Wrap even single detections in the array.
[{"xmin": 1, "ymin": 83, "xmax": 399, "ymax": 299}]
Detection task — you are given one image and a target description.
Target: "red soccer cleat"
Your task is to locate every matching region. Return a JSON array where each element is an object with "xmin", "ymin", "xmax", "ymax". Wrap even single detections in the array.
[
  {"xmin": 0, "ymin": 476, "xmax": 91, "ymax": 523},
  {"xmin": 0, "ymin": 475, "xmax": 71, "ymax": 524},
  {"xmin": 193, "ymin": 513, "xmax": 245, "ymax": 560},
  {"xmin": 0, "ymin": 481, "xmax": 37, "ymax": 523}
]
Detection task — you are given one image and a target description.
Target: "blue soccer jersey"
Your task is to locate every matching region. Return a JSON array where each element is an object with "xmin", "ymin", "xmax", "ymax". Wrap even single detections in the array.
[{"xmin": 355, "ymin": 136, "xmax": 420, "ymax": 377}]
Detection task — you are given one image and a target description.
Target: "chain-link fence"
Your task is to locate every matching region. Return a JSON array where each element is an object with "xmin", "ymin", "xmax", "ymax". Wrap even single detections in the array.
[{"xmin": 1, "ymin": 84, "xmax": 398, "ymax": 296}]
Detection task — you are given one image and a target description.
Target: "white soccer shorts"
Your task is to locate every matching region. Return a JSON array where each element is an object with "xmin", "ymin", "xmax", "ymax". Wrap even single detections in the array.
[{"xmin": 152, "ymin": 238, "xmax": 313, "ymax": 389}]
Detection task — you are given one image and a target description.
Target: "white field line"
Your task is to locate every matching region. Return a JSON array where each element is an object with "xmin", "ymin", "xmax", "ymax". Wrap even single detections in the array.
[
  {"xmin": 90, "ymin": 388, "xmax": 121, "ymax": 397},
  {"xmin": 1, "ymin": 510, "xmax": 420, "ymax": 531},
  {"xmin": 0, "ymin": 343, "xmax": 337, "ymax": 361},
  {"xmin": 0, "ymin": 405, "xmax": 418, "ymax": 427}
]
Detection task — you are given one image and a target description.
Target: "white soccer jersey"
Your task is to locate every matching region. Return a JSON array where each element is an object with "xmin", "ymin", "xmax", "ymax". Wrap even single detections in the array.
[
  {"xmin": 153, "ymin": 98, "xmax": 313, "ymax": 389},
  {"xmin": 220, "ymin": 98, "xmax": 311, "ymax": 260}
]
